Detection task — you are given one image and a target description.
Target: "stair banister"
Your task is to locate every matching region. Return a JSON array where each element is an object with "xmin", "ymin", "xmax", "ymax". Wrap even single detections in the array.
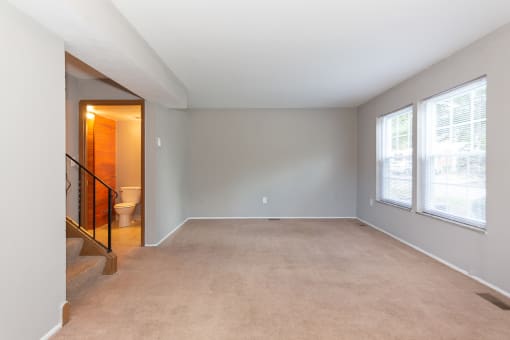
[{"xmin": 65, "ymin": 153, "xmax": 117, "ymax": 252}]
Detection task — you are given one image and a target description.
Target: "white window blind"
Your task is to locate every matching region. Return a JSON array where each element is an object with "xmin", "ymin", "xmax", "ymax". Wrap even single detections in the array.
[
  {"xmin": 378, "ymin": 106, "xmax": 413, "ymax": 207},
  {"xmin": 421, "ymin": 77, "xmax": 486, "ymax": 228}
]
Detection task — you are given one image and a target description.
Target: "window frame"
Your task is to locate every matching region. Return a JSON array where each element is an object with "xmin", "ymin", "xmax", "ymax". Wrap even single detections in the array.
[
  {"xmin": 376, "ymin": 104, "xmax": 414, "ymax": 209},
  {"xmin": 417, "ymin": 76, "xmax": 487, "ymax": 230}
]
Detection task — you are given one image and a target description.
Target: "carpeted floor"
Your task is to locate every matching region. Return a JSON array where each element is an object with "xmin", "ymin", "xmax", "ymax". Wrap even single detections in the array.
[{"xmin": 54, "ymin": 219, "xmax": 510, "ymax": 339}]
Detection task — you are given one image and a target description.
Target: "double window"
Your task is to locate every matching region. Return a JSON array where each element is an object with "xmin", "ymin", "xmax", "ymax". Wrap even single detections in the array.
[{"xmin": 377, "ymin": 77, "xmax": 487, "ymax": 229}]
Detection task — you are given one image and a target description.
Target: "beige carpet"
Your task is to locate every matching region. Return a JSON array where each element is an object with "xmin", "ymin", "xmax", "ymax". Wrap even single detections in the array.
[{"xmin": 54, "ymin": 219, "xmax": 510, "ymax": 339}]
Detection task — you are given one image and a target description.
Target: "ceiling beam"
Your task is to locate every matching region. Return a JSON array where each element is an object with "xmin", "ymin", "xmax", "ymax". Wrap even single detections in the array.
[{"xmin": 9, "ymin": 0, "xmax": 188, "ymax": 108}]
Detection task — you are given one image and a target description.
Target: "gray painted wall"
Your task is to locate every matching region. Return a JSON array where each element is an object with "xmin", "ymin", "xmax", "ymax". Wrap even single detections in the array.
[
  {"xmin": 0, "ymin": 2, "xmax": 66, "ymax": 338},
  {"xmin": 187, "ymin": 109, "xmax": 357, "ymax": 218},
  {"xmin": 357, "ymin": 23, "xmax": 510, "ymax": 293},
  {"xmin": 145, "ymin": 105, "xmax": 188, "ymax": 244}
]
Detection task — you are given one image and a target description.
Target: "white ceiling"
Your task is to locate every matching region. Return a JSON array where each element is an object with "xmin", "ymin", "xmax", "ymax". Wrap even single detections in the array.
[{"xmin": 112, "ymin": 0, "xmax": 510, "ymax": 108}]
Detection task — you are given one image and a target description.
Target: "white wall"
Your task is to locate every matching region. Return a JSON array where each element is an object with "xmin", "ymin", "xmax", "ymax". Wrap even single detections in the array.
[
  {"xmin": 187, "ymin": 109, "xmax": 357, "ymax": 218},
  {"xmin": 145, "ymin": 104, "xmax": 188, "ymax": 244},
  {"xmin": 116, "ymin": 119, "xmax": 142, "ymax": 191},
  {"xmin": 0, "ymin": 2, "xmax": 66, "ymax": 338},
  {"xmin": 117, "ymin": 119, "xmax": 142, "ymax": 217},
  {"xmin": 357, "ymin": 23, "xmax": 510, "ymax": 294}
]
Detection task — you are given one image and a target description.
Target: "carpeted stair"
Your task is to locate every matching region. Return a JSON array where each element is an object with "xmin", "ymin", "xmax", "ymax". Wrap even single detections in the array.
[{"xmin": 66, "ymin": 237, "xmax": 106, "ymax": 300}]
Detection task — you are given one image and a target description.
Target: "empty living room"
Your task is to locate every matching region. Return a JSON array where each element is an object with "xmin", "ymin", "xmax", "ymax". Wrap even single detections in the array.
[{"xmin": 2, "ymin": 0, "xmax": 510, "ymax": 339}]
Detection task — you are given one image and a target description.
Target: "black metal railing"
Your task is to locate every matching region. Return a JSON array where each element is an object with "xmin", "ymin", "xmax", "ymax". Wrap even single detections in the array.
[{"xmin": 66, "ymin": 154, "xmax": 117, "ymax": 252}]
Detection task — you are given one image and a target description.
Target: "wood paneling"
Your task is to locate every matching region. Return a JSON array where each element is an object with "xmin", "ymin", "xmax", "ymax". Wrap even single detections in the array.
[
  {"xmin": 85, "ymin": 118, "xmax": 95, "ymax": 229},
  {"xmin": 85, "ymin": 114, "xmax": 116, "ymax": 228},
  {"xmin": 92, "ymin": 115, "xmax": 116, "ymax": 227}
]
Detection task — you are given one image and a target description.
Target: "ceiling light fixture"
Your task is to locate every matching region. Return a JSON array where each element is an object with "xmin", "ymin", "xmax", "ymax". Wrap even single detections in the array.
[{"xmin": 86, "ymin": 112, "xmax": 95, "ymax": 120}]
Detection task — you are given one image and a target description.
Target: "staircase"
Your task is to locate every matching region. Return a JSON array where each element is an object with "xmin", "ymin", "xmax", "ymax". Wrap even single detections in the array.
[
  {"xmin": 66, "ymin": 237, "xmax": 106, "ymax": 300},
  {"xmin": 65, "ymin": 154, "xmax": 118, "ymax": 300}
]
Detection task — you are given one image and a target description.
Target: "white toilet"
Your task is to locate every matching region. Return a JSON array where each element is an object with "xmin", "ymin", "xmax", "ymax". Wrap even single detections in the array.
[{"xmin": 114, "ymin": 186, "xmax": 141, "ymax": 227}]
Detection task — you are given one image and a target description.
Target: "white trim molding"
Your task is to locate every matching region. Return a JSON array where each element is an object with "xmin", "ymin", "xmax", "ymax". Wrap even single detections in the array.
[
  {"xmin": 40, "ymin": 300, "xmax": 69, "ymax": 339},
  {"xmin": 358, "ymin": 217, "xmax": 510, "ymax": 299},
  {"xmin": 187, "ymin": 216, "xmax": 358, "ymax": 220},
  {"xmin": 144, "ymin": 217, "xmax": 358, "ymax": 247},
  {"xmin": 40, "ymin": 323, "xmax": 61, "ymax": 340},
  {"xmin": 145, "ymin": 218, "xmax": 189, "ymax": 247}
]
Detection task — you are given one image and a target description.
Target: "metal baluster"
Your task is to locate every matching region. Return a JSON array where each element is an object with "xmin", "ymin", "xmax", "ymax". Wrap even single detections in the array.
[
  {"xmin": 107, "ymin": 188, "xmax": 112, "ymax": 252},
  {"xmin": 78, "ymin": 168, "xmax": 82, "ymax": 229},
  {"xmin": 93, "ymin": 176, "xmax": 96, "ymax": 239},
  {"xmin": 66, "ymin": 154, "xmax": 115, "ymax": 252}
]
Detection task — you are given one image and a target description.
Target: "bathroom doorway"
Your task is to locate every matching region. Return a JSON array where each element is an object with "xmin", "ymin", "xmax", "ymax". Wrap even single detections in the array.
[{"xmin": 79, "ymin": 100, "xmax": 145, "ymax": 253}]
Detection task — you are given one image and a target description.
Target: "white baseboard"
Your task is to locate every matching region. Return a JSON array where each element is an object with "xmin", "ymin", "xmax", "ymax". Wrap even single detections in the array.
[
  {"xmin": 144, "ymin": 216, "xmax": 356, "ymax": 247},
  {"xmin": 40, "ymin": 323, "xmax": 61, "ymax": 340},
  {"xmin": 145, "ymin": 218, "xmax": 189, "ymax": 247},
  {"xmin": 358, "ymin": 217, "xmax": 510, "ymax": 299},
  {"xmin": 187, "ymin": 216, "xmax": 358, "ymax": 220},
  {"xmin": 40, "ymin": 300, "xmax": 68, "ymax": 339},
  {"xmin": 40, "ymin": 314, "xmax": 63, "ymax": 340}
]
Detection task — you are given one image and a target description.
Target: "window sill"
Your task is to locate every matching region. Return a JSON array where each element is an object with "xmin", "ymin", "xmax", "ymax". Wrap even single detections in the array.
[
  {"xmin": 416, "ymin": 211, "xmax": 487, "ymax": 234},
  {"xmin": 376, "ymin": 199, "xmax": 412, "ymax": 212}
]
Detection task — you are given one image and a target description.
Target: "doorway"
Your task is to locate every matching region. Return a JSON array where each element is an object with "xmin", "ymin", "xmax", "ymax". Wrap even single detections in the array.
[{"xmin": 79, "ymin": 100, "xmax": 145, "ymax": 251}]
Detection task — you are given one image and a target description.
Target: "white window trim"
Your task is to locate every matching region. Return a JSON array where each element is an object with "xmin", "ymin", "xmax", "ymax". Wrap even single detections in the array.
[
  {"xmin": 376, "ymin": 104, "xmax": 414, "ymax": 210},
  {"xmin": 417, "ymin": 76, "xmax": 487, "ymax": 230},
  {"xmin": 416, "ymin": 212, "xmax": 487, "ymax": 234},
  {"xmin": 376, "ymin": 198, "xmax": 413, "ymax": 211}
]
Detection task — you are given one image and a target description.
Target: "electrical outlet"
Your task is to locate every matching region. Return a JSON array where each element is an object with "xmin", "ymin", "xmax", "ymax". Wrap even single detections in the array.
[{"xmin": 262, "ymin": 196, "xmax": 268, "ymax": 205}]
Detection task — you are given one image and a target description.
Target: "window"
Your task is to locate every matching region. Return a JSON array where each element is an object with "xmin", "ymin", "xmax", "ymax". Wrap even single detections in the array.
[
  {"xmin": 420, "ymin": 77, "xmax": 486, "ymax": 228},
  {"xmin": 377, "ymin": 106, "xmax": 413, "ymax": 208}
]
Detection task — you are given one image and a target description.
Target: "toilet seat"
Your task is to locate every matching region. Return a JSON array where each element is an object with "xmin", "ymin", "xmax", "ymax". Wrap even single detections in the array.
[{"xmin": 114, "ymin": 202, "xmax": 136, "ymax": 208}]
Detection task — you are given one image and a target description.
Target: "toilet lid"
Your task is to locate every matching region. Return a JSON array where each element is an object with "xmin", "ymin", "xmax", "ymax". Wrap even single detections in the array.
[{"xmin": 115, "ymin": 202, "xmax": 136, "ymax": 208}]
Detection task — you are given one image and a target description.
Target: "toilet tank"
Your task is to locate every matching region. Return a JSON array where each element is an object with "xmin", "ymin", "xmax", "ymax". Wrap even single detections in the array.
[{"xmin": 120, "ymin": 186, "xmax": 141, "ymax": 204}]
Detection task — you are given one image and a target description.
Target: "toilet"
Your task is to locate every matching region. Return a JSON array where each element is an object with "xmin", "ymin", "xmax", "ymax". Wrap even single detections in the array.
[{"xmin": 114, "ymin": 186, "xmax": 141, "ymax": 227}]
